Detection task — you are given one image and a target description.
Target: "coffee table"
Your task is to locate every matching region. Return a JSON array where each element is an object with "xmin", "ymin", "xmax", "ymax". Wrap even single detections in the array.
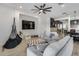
[{"xmin": 27, "ymin": 37, "xmax": 45, "ymax": 47}]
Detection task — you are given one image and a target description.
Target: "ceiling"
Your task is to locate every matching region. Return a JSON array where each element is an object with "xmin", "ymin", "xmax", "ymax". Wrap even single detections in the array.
[{"xmin": 1, "ymin": 3, "xmax": 79, "ymax": 19}]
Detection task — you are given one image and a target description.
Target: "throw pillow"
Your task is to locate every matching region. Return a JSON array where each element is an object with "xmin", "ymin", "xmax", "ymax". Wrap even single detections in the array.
[{"xmin": 36, "ymin": 43, "xmax": 48, "ymax": 53}]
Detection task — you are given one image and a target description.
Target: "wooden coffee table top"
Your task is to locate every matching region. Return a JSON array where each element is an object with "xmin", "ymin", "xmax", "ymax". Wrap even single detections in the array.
[{"xmin": 27, "ymin": 37, "xmax": 45, "ymax": 46}]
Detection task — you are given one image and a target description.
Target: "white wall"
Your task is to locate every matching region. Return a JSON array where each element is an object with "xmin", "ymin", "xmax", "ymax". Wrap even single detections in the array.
[
  {"xmin": 19, "ymin": 14, "xmax": 40, "ymax": 35},
  {"xmin": 38, "ymin": 14, "xmax": 51, "ymax": 35},
  {"xmin": 19, "ymin": 13, "xmax": 51, "ymax": 36},
  {"xmin": 0, "ymin": 5, "xmax": 20, "ymax": 45}
]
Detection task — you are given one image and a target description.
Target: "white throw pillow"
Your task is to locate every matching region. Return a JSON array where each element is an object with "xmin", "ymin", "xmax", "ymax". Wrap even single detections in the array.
[{"xmin": 44, "ymin": 32, "xmax": 59, "ymax": 43}]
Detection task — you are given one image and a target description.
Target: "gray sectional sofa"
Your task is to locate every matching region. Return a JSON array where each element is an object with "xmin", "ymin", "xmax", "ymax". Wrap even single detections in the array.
[{"xmin": 27, "ymin": 32, "xmax": 73, "ymax": 56}]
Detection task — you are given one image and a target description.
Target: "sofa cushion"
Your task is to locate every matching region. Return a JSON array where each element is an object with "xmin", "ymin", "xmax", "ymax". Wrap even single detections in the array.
[
  {"xmin": 43, "ymin": 36, "xmax": 70, "ymax": 56},
  {"xmin": 43, "ymin": 42, "xmax": 58, "ymax": 56},
  {"xmin": 27, "ymin": 46, "xmax": 43, "ymax": 56},
  {"xmin": 48, "ymin": 36, "xmax": 59, "ymax": 44},
  {"xmin": 57, "ymin": 37, "xmax": 73, "ymax": 56},
  {"xmin": 44, "ymin": 32, "xmax": 59, "ymax": 43},
  {"xmin": 36, "ymin": 43, "xmax": 48, "ymax": 53}
]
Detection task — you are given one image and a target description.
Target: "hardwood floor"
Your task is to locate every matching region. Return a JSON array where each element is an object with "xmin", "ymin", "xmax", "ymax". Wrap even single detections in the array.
[
  {"xmin": 0, "ymin": 39, "xmax": 27, "ymax": 56},
  {"xmin": 0, "ymin": 36, "xmax": 79, "ymax": 56},
  {"xmin": 72, "ymin": 41, "xmax": 79, "ymax": 56}
]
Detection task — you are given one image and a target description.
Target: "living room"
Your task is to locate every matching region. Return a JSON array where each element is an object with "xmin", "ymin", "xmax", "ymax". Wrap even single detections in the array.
[{"xmin": 0, "ymin": 3, "xmax": 79, "ymax": 56}]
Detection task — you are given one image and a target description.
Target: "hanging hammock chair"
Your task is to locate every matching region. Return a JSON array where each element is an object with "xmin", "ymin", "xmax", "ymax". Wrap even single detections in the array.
[{"xmin": 3, "ymin": 18, "xmax": 22, "ymax": 49}]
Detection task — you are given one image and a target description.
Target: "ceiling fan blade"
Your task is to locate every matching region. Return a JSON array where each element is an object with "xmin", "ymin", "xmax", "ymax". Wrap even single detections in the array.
[
  {"xmin": 40, "ymin": 5, "xmax": 43, "ymax": 8},
  {"xmin": 38, "ymin": 11, "xmax": 41, "ymax": 14},
  {"xmin": 43, "ymin": 11, "xmax": 46, "ymax": 14},
  {"xmin": 45, "ymin": 7, "xmax": 52, "ymax": 9},
  {"xmin": 34, "ymin": 5, "xmax": 40, "ymax": 10},
  {"xmin": 40, "ymin": 4, "xmax": 46, "ymax": 8},
  {"xmin": 42, "ymin": 4, "xmax": 46, "ymax": 8}
]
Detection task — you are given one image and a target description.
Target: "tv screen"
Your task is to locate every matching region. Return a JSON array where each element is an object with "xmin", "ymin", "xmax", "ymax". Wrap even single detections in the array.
[{"xmin": 22, "ymin": 20, "xmax": 35, "ymax": 29}]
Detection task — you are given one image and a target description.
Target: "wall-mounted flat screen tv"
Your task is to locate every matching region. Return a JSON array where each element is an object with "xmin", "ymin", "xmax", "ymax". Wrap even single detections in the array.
[{"xmin": 22, "ymin": 20, "xmax": 35, "ymax": 29}]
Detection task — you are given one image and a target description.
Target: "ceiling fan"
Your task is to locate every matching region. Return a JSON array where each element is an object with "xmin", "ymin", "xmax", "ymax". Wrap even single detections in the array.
[{"xmin": 31, "ymin": 4, "xmax": 52, "ymax": 14}]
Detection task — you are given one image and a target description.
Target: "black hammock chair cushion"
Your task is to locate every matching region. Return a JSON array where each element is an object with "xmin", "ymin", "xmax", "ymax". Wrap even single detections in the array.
[{"xmin": 3, "ymin": 34, "xmax": 22, "ymax": 49}]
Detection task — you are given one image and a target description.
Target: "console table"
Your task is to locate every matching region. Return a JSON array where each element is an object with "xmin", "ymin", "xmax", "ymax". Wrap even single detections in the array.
[
  {"xmin": 71, "ymin": 33, "xmax": 79, "ymax": 41},
  {"xmin": 68, "ymin": 32, "xmax": 79, "ymax": 41}
]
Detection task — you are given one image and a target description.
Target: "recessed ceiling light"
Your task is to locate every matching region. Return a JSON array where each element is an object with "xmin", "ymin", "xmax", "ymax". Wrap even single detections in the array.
[
  {"xmin": 58, "ymin": 3, "xmax": 65, "ymax": 7},
  {"xmin": 19, "ymin": 6, "xmax": 22, "ymax": 8},
  {"xmin": 62, "ymin": 12, "xmax": 67, "ymax": 15},
  {"xmin": 61, "ymin": 4, "xmax": 65, "ymax": 7}
]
